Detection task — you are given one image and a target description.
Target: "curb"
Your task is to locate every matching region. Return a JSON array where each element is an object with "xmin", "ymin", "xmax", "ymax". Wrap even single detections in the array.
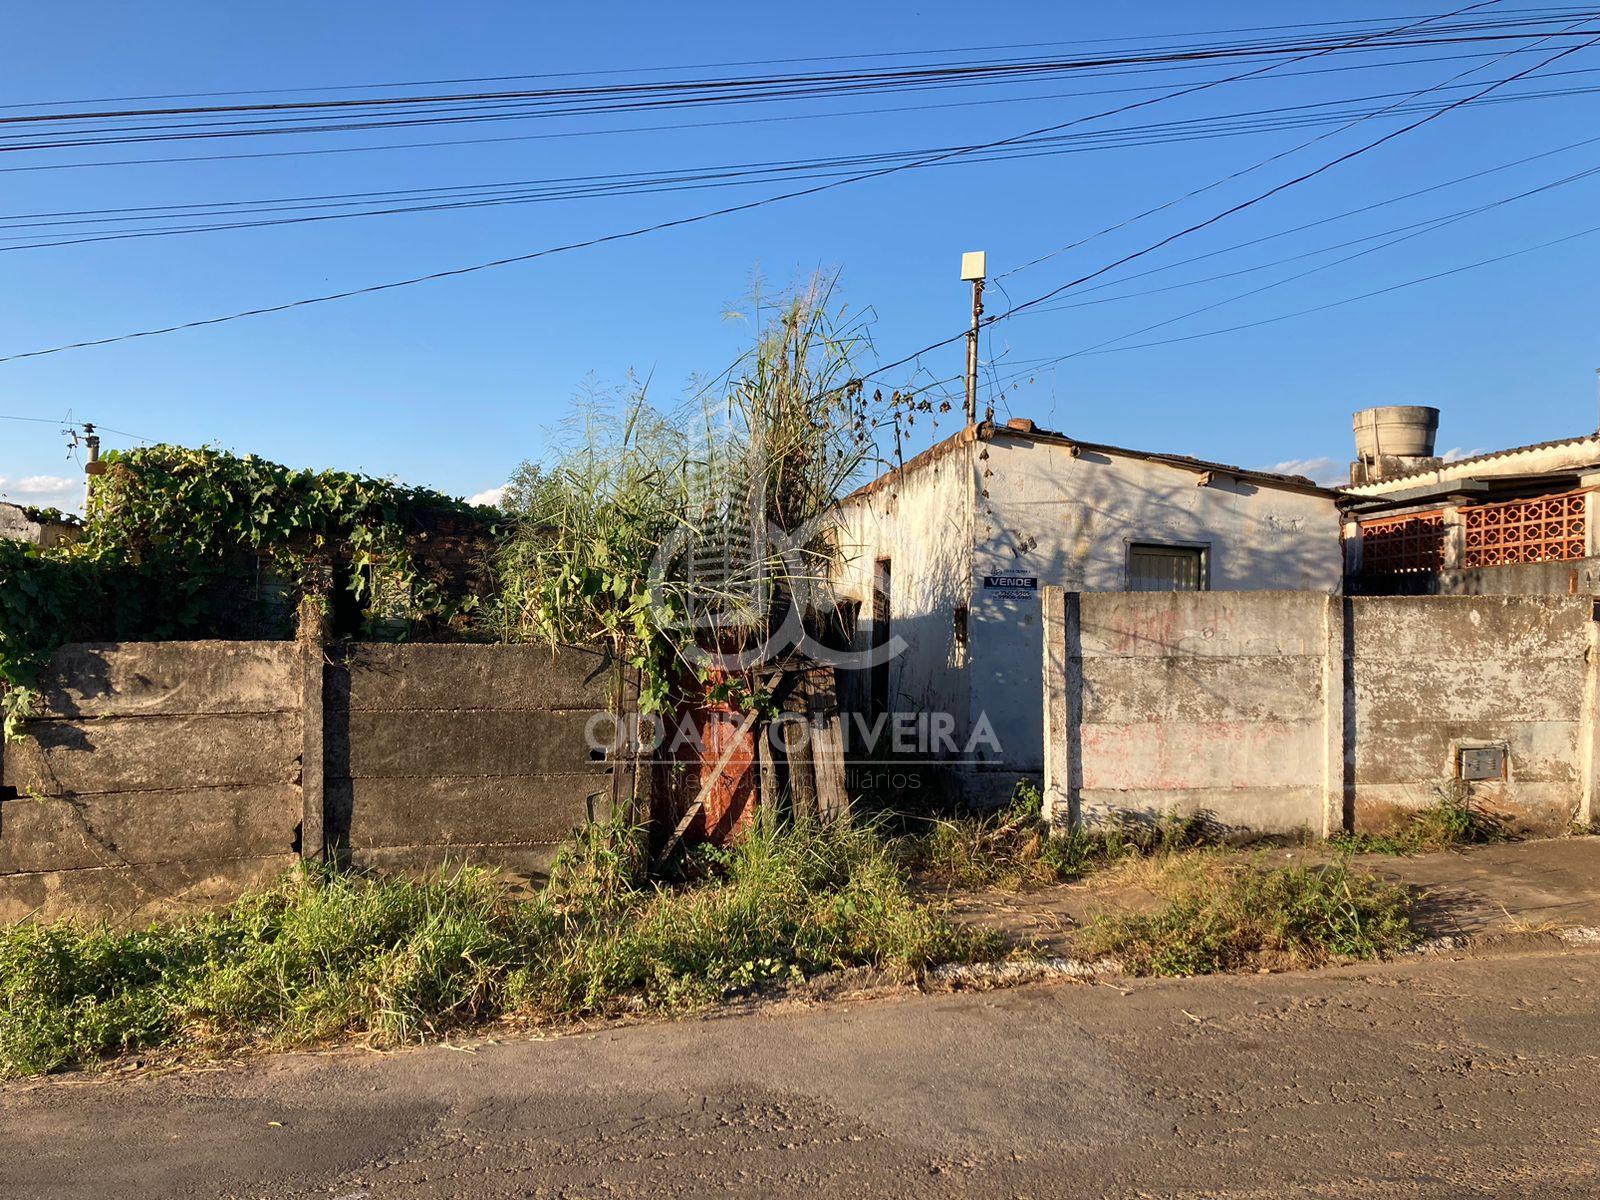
[
  {"xmin": 929, "ymin": 956, "xmax": 1120, "ymax": 987},
  {"xmin": 1413, "ymin": 923, "xmax": 1600, "ymax": 955},
  {"xmin": 931, "ymin": 925, "xmax": 1600, "ymax": 990}
]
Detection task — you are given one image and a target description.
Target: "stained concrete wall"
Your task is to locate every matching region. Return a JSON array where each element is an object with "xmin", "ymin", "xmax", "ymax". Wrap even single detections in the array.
[
  {"xmin": 1349, "ymin": 597, "xmax": 1593, "ymax": 836},
  {"xmin": 0, "ymin": 642, "xmax": 304, "ymax": 923},
  {"xmin": 1053, "ymin": 591, "xmax": 1333, "ymax": 833},
  {"xmin": 1042, "ymin": 590, "xmax": 1599, "ymax": 837},
  {"xmin": 828, "ymin": 432, "xmax": 975, "ymax": 729},
  {"xmin": 325, "ymin": 643, "xmax": 630, "ymax": 877},
  {"xmin": 0, "ymin": 500, "xmax": 79, "ymax": 548},
  {"xmin": 972, "ymin": 436, "xmax": 1342, "ymax": 800},
  {"xmin": 0, "ymin": 640, "xmax": 629, "ymax": 923}
]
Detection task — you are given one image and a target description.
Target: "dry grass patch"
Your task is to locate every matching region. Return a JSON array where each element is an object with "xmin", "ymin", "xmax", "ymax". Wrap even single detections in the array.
[
  {"xmin": 895, "ymin": 785, "xmax": 1215, "ymax": 891},
  {"xmin": 1081, "ymin": 854, "xmax": 1418, "ymax": 976},
  {"xmin": 0, "ymin": 818, "xmax": 997, "ymax": 1079},
  {"xmin": 1330, "ymin": 783, "xmax": 1509, "ymax": 856}
]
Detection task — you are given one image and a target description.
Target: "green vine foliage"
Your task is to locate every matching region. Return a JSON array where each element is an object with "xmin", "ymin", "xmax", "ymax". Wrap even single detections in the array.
[{"xmin": 0, "ymin": 445, "xmax": 496, "ymax": 739}]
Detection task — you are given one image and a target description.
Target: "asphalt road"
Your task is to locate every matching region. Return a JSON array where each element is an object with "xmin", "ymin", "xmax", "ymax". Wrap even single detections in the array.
[{"xmin": 5, "ymin": 947, "xmax": 1600, "ymax": 1199}]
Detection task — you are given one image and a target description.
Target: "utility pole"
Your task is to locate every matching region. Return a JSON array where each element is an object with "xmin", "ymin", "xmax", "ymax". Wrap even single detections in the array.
[
  {"xmin": 961, "ymin": 250, "xmax": 986, "ymax": 426},
  {"xmin": 82, "ymin": 422, "xmax": 101, "ymax": 511}
]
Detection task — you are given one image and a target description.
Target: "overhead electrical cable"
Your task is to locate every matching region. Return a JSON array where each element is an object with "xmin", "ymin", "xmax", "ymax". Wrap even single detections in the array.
[
  {"xmin": 2, "ymin": 33, "xmax": 1586, "ymax": 175},
  {"xmin": 0, "ymin": 4, "xmax": 1473, "ymax": 363},
  {"xmin": 12, "ymin": 61, "xmax": 1600, "ymax": 251},
  {"xmin": 9, "ymin": 66, "xmax": 1600, "ymax": 233},
  {"xmin": 1062, "ymin": 160, "xmax": 1600, "ymax": 357},
  {"xmin": 0, "ymin": 15, "xmax": 1589, "ymax": 158},
  {"xmin": 983, "ymin": 218, "xmax": 1600, "ymax": 373},
  {"xmin": 1022, "ymin": 127, "xmax": 1600, "ymax": 311},
  {"xmin": 862, "ymin": 19, "xmax": 1600, "ymax": 385},
  {"xmin": 9, "ymin": 8, "xmax": 1593, "ymax": 111},
  {"xmin": 1000, "ymin": 157, "xmax": 1600, "ymax": 324}
]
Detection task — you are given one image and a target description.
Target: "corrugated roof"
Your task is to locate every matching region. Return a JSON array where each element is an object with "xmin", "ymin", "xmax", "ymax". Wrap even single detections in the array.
[{"xmin": 1339, "ymin": 431, "xmax": 1600, "ymax": 493}]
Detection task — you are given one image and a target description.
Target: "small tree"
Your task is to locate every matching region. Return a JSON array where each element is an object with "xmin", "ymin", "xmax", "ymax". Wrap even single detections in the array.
[{"xmin": 490, "ymin": 272, "xmax": 883, "ymax": 712}]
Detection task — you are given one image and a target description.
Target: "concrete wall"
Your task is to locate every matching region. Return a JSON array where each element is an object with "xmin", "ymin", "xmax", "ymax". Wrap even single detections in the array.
[
  {"xmin": 0, "ymin": 640, "xmax": 629, "ymax": 923},
  {"xmin": 829, "ymin": 434, "xmax": 976, "ymax": 737},
  {"xmin": 1042, "ymin": 589, "xmax": 1599, "ymax": 837},
  {"xmin": 0, "ymin": 500, "xmax": 79, "ymax": 548},
  {"xmin": 1047, "ymin": 591, "xmax": 1334, "ymax": 833},
  {"xmin": 1348, "ymin": 597, "xmax": 1592, "ymax": 836},
  {"xmin": 1349, "ymin": 557, "xmax": 1600, "ymax": 598},
  {"xmin": 970, "ymin": 436, "xmax": 1342, "ymax": 795},
  {"xmin": 325, "ymin": 643, "xmax": 629, "ymax": 877},
  {"xmin": 1437, "ymin": 559, "xmax": 1600, "ymax": 596},
  {"xmin": 0, "ymin": 642, "xmax": 304, "ymax": 923}
]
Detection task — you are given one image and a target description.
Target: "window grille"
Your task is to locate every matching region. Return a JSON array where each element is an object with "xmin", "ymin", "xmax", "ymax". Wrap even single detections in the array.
[
  {"xmin": 1358, "ymin": 511, "xmax": 1446, "ymax": 574},
  {"xmin": 1462, "ymin": 490, "xmax": 1587, "ymax": 568},
  {"xmin": 1127, "ymin": 543, "xmax": 1207, "ymax": 591}
]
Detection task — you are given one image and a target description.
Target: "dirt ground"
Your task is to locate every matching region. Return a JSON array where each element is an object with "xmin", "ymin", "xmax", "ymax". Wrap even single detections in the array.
[
  {"xmin": 5, "ymin": 942, "xmax": 1600, "ymax": 1199},
  {"xmin": 944, "ymin": 835, "xmax": 1600, "ymax": 956}
]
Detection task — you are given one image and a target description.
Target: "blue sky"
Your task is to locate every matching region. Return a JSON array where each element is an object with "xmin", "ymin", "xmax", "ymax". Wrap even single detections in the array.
[{"xmin": 4, "ymin": 2, "xmax": 1600, "ymax": 513}]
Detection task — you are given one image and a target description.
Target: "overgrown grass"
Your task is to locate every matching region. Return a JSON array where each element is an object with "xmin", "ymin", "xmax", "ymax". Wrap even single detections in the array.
[
  {"xmin": 1082, "ymin": 857, "xmax": 1418, "ymax": 977},
  {"xmin": 895, "ymin": 783, "xmax": 1217, "ymax": 890},
  {"xmin": 0, "ymin": 818, "xmax": 996, "ymax": 1079},
  {"xmin": 1329, "ymin": 783, "xmax": 1509, "ymax": 856}
]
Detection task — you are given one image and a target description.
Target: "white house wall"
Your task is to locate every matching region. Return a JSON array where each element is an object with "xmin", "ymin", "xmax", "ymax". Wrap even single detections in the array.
[{"xmin": 828, "ymin": 440, "xmax": 976, "ymax": 740}]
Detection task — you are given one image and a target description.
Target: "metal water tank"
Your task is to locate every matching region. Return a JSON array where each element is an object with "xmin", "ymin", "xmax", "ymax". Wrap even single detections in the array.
[{"xmin": 1353, "ymin": 406, "xmax": 1439, "ymax": 459}]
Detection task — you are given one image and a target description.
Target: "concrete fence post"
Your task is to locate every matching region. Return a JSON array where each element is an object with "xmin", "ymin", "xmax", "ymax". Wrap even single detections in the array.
[
  {"xmin": 1320, "ymin": 595, "xmax": 1351, "ymax": 838},
  {"xmin": 296, "ymin": 595, "xmax": 328, "ymax": 862},
  {"xmin": 1581, "ymin": 602, "xmax": 1600, "ymax": 829},
  {"xmin": 1040, "ymin": 586, "xmax": 1080, "ymax": 828},
  {"xmin": 1441, "ymin": 504, "xmax": 1465, "ymax": 573}
]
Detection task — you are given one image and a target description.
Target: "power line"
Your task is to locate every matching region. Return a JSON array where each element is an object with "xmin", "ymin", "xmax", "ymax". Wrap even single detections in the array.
[
  {"xmin": 0, "ymin": 412, "xmax": 72, "ymax": 426},
  {"xmin": 0, "ymin": 6, "xmax": 1466, "ymax": 364},
  {"xmin": 1023, "ymin": 127, "xmax": 1600, "ymax": 311},
  {"xmin": 1069, "ymin": 160, "xmax": 1600, "ymax": 356},
  {"xmin": 1018, "ymin": 156, "xmax": 1600, "ymax": 325},
  {"xmin": 0, "ymin": 17, "xmax": 1588, "ymax": 157},
  {"xmin": 1001, "ymin": 33, "xmax": 1592, "ymax": 280},
  {"xmin": 865, "ymin": 19, "xmax": 1600, "ymax": 383},
  {"xmin": 8, "ymin": 65, "xmax": 1600, "ymax": 235},
  {"xmin": 992, "ymin": 35, "xmax": 1593, "ymax": 281},
  {"xmin": 3, "ymin": 82, "xmax": 1597, "ymax": 257},
  {"xmin": 9, "ymin": 9, "xmax": 1589, "ymax": 111},
  {"xmin": 0, "ymin": 38, "xmax": 1581, "ymax": 178},
  {"xmin": 1004, "ymin": 218, "xmax": 1600, "ymax": 368}
]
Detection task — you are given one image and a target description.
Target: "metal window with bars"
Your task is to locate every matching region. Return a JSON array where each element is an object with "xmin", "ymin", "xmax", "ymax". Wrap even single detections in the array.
[
  {"xmin": 1358, "ymin": 510, "xmax": 1446, "ymax": 574},
  {"xmin": 1127, "ymin": 543, "xmax": 1207, "ymax": 591},
  {"xmin": 1462, "ymin": 490, "xmax": 1587, "ymax": 568}
]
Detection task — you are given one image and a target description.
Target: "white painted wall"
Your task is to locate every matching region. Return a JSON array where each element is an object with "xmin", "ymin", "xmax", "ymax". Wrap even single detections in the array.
[
  {"xmin": 828, "ymin": 438, "xmax": 976, "ymax": 733},
  {"xmin": 828, "ymin": 429, "xmax": 1343, "ymax": 799}
]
